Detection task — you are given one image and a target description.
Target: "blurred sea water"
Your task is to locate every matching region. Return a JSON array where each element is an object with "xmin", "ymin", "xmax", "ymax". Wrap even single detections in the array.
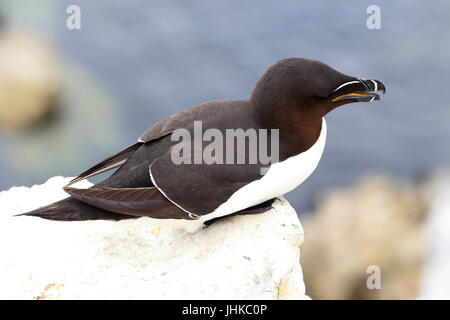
[{"xmin": 0, "ymin": 0, "xmax": 449, "ymax": 213}]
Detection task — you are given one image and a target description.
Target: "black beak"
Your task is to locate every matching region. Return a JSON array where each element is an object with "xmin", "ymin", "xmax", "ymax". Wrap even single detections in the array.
[{"xmin": 331, "ymin": 78, "xmax": 386, "ymax": 103}]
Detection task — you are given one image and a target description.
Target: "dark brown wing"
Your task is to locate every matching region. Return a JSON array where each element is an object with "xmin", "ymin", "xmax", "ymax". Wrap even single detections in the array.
[
  {"xmin": 64, "ymin": 100, "xmax": 264, "ymax": 219},
  {"xmin": 141, "ymin": 100, "xmax": 281, "ymax": 216},
  {"xmin": 149, "ymin": 145, "xmax": 263, "ymax": 216},
  {"xmin": 139, "ymin": 101, "xmax": 242, "ymax": 143},
  {"xmin": 67, "ymin": 142, "xmax": 142, "ymax": 186},
  {"xmin": 64, "ymin": 186, "xmax": 190, "ymax": 219}
]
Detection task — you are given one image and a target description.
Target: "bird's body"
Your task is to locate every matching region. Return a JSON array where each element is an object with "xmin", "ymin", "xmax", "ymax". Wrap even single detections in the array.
[
  {"xmin": 19, "ymin": 58, "xmax": 385, "ymax": 232},
  {"xmin": 198, "ymin": 118, "xmax": 327, "ymax": 227}
]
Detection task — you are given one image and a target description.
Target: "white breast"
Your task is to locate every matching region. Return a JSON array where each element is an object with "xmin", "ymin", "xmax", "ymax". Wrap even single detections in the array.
[{"xmin": 201, "ymin": 118, "xmax": 327, "ymax": 223}]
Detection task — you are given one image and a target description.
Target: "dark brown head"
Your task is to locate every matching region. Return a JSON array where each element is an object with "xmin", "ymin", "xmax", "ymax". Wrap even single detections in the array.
[{"xmin": 251, "ymin": 58, "xmax": 385, "ymax": 124}]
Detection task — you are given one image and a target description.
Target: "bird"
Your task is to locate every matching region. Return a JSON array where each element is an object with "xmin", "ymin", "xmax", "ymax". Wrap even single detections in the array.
[{"xmin": 19, "ymin": 58, "xmax": 386, "ymax": 232}]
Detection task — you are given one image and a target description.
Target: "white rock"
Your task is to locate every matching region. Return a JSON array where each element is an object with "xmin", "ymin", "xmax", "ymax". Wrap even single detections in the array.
[{"xmin": 0, "ymin": 177, "xmax": 308, "ymax": 300}]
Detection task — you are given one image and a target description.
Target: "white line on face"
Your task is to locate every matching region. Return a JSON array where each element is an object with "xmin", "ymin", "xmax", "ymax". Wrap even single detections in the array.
[{"xmin": 332, "ymin": 80, "xmax": 360, "ymax": 92}]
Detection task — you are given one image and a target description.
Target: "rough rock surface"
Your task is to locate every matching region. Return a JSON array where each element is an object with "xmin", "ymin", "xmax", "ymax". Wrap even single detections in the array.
[{"xmin": 0, "ymin": 177, "xmax": 307, "ymax": 300}]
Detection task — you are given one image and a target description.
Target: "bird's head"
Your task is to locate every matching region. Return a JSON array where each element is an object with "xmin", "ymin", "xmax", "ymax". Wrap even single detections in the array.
[{"xmin": 251, "ymin": 58, "xmax": 386, "ymax": 122}]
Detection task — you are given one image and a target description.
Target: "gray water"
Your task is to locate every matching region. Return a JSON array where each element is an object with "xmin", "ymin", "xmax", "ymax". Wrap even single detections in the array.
[{"xmin": 1, "ymin": 0, "xmax": 449, "ymax": 213}]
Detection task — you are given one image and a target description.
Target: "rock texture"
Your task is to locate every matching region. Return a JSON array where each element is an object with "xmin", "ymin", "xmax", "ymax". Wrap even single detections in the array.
[{"xmin": 0, "ymin": 177, "xmax": 308, "ymax": 300}]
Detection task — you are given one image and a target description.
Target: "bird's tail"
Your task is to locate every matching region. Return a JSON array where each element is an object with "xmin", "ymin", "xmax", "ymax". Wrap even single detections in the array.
[{"xmin": 16, "ymin": 197, "xmax": 131, "ymax": 221}]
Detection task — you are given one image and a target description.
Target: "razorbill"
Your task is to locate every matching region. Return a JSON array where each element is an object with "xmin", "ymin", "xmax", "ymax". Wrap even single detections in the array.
[{"xmin": 19, "ymin": 58, "xmax": 386, "ymax": 232}]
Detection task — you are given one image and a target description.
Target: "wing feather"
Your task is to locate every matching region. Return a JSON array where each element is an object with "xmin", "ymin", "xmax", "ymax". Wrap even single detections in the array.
[
  {"xmin": 67, "ymin": 143, "xmax": 142, "ymax": 186},
  {"xmin": 63, "ymin": 186, "xmax": 190, "ymax": 219}
]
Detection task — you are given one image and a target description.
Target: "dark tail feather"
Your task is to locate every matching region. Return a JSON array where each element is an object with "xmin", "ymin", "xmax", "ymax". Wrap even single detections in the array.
[{"xmin": 16, "ymin": 197, "xmax": 133, "ymax": 221}]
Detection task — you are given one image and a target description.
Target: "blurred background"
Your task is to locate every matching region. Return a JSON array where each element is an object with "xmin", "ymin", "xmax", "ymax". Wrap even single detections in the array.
[{"xmin": 0, "ymin": 0, "xmax": 449, "ymax": 299}]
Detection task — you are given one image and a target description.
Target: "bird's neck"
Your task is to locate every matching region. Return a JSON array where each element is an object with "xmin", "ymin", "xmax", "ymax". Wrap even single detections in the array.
[{"xmin": 251, "ymin": 99, "xmax": 323, "ymax": 155}]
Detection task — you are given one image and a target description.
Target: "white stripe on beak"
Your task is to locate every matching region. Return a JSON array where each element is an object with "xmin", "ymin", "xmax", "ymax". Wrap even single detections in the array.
[{"xmin": 371, "ymin": 80, "xmax": 378, "ymax": 92}]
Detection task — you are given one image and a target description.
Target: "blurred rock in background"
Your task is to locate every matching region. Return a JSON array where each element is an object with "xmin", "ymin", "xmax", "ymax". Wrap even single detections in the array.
[
  {"xmin": 419, "ymin": 170, "xmax": 450, "ymax": 299},
  {"xmin": 301, "ymin": 174, "xmax": 430, "ymax": 299},
  {"xmin": 0, "ymin": 13, "xmax": 123, "ymax": 188},
  {"xmin": 0, "ymin": 29, "xmax": 60, "ymax": 130}
]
